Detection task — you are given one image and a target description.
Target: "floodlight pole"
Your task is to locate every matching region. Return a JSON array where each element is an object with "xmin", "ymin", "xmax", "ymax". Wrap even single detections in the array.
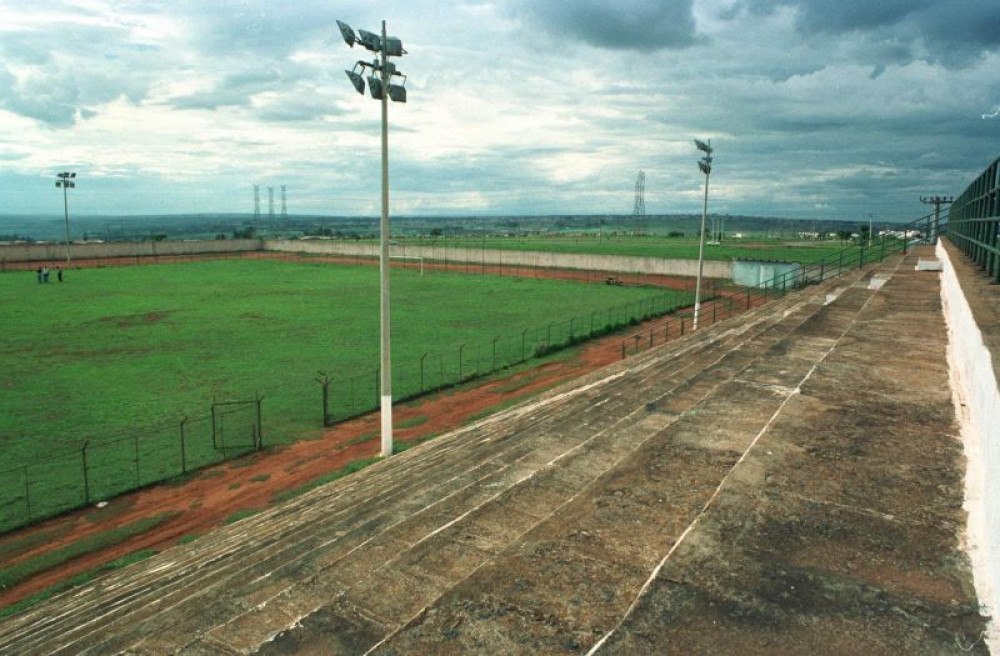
[
  {"xmin": 693, "ymin": 140, "xmax": 712, "ymax": 330},
  {"xmin": 336, "ymin": 18, "xmax": 406, "ymax": 457},
  {"xmin": 378, "ymin": 19, "xmax": 393, "ymax": 458},
  {"xmin": 62, "ymin": 180, "xmax": 71, "ymax": 262},
  {"xmin": 694, "ymin": 172, "xmax": 708, "ymax": 329},
  {"xmin": 56, "ymin": 171, "xmax": 76, "ymax": 263}
]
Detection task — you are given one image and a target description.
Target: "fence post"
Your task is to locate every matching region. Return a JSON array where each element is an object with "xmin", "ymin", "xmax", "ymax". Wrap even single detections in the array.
[
  {"xmin": 23, "ymin": 465, "xmax": 31, "ymax": 522},
  {"xmin": 459, "ymin": 344, "xmax": 465, "ymax": 380},
  {"xmin": 680, "ymin": 316, "xmax": 685, "ymax": 335},
  {"xmin": 547, "ymin": 322, "xmax": 553, "ymax": 346},
  {"xmin": 180, "ymin": 417, "xmax": 188, "ymax": 473},
  {"xmin": 316, "ymin": 373, "xmax": 331, "ymax": 426},
  {"xmin": 255, "ymin": 393, "xmax": 263, "ymax": 449},
  {"xmin": 521, "ymin": 328, "xmax": 528, "ymax": 362},
  {"xmin": 569, "ymin": 317, "xmax": 574, "ymax": 340},
  {"xmin": 81, "ymin": 441, "xmax": 91, "ymax": 504},
  {"xmin": 420, "ymin": 353, "xmax": 427, "ymax": 392},
  {"xmin": 492, "ymin": 338, "xmax": 498, "ymax": 372},
  {"xmin": 134, "ymin": 434, "xmax": 140, "ymax": 487},
  {"xmin": 350, "ymin": 376, "xmax": 356, "ymax": 416}
]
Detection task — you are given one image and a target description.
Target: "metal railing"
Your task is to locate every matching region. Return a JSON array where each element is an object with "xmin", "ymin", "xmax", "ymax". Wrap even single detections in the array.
[
  {"xmin": 948, "ymin": 155, "xmax": 1000, "ymax": 282},
  {"xmin": 621, "ymin": 211, "xmax": 946, "ymax": 357}
]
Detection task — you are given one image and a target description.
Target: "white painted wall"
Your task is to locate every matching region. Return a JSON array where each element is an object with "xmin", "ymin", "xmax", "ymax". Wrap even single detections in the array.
[
  {"xmin": 1, "ymin": 238, "xmax": 734, "ymax": 279},
  {"xmin": 266, "ymin": 239, "xmax": 734, "ymax": 279},
  {"xmin": 938, "ymin": 241, "xmax": 999, "ymax": 652}
]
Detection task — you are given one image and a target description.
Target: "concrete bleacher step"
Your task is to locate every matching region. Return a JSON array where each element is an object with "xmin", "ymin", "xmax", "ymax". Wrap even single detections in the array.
[{"xmin": 0, "ymin": 263, "xmax": 882, "ymax": 655}]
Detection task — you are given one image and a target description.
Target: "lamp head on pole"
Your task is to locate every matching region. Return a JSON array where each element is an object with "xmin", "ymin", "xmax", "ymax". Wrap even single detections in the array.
[{"xmin": 336, "ymin": 19, "xmax": 409, "ymax": 103}]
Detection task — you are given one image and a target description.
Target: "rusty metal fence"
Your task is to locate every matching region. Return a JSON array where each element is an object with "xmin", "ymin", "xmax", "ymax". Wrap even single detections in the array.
[{"xmin": 622, "ymin": 211, "xmax": 946, "ymax": 358}]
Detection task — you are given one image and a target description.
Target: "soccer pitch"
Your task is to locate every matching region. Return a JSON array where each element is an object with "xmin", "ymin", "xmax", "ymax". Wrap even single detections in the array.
[{"xmin": 0, "ymin": 259, "xmax": 688, "ymax": 465}]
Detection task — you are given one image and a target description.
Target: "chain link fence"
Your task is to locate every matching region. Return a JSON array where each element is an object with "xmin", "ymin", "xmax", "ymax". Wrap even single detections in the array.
[
  {"xmin": 320, "ymin": 290, "xmax": 693, "ymax": 425},
  {"xmin": 0, "ymin": 397, "xmax": 262, "ymax": 534}
]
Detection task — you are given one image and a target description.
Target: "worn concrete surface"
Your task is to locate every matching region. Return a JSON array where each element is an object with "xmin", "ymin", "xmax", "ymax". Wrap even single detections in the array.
[{"xmin": 0, "ymin": 247, "xmax": 987, "ymax": 655}]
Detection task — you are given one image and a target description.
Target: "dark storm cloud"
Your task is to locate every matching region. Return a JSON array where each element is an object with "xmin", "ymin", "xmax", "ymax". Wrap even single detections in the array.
[
  {"xmin": 514, "ymin": 0, "xmax": 699, "ymax": 51},
  {"xmin": 742, "ymin": 0, "xmax": 1000, "ymax": 67}
]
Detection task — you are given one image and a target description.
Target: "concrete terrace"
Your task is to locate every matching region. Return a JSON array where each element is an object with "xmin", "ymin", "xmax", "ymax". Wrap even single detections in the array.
[{"xmin": 0, "ymin": 246, "xmax": 990, "ymax": 654}]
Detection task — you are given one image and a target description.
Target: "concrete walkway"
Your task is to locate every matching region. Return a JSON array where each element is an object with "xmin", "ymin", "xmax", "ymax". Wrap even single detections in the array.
[{"xmin": 0, "ymin": 248, "xmax": 986, "ymax": 655}]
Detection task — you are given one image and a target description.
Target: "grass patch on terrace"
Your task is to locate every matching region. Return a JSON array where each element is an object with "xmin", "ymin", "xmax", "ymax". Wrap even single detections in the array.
[
  {"xmin": 0, "ymin": 548, "xmax": 159, "ymax": 620},
  {"xmin": 0, "ymin": 511, "xmax": 179, "ymax": 592},
  {"xmin": 271, "ymin": 456, "xmax": 381, "ymax": 504}
]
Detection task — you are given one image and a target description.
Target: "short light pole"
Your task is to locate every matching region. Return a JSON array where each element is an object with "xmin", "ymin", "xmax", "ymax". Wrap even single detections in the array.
[
  {"xmin": 55, "ymin": 171, "xmax": 76, "ymax": 262},
  {"xmin": 336, "ymin": 19, "xmax": 408, "ymax": 458},
  {"xmin": 693, "ymin": 139, "xmax": 713, "ymax": 329}
]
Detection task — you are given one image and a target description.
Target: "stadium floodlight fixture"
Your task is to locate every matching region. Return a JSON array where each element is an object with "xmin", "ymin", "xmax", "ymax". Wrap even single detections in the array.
[
  {"xmin": 367, "ymin": 74, "xmax": 384, "ymax": 99},
  {"xmin": 55, "ymin": 171, "xmax": 77, "ymax": 263},
  {"xmin": 335, "ymin": 19, "xmax": 409, "ymax": 458},
  {"xmin": 345, "ymin": 65, "xmax": 366, "ymax": 94},
  {"xmin": 694, "ymin": 138, "xmax": 713, "ymax": 154},
  {"xmin": 357, "ymin": 29, "xmax": 382, "ymax": 52},
  {"xmin": 336, "ymin": 20, "xmax": 357, "ymax": 47},
  {"xmin": 388, "ymin": 75, "xmax": 407, "ymax": 103}
]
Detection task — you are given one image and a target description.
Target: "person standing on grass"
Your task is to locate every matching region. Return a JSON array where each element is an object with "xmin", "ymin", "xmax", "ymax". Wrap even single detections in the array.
[
  {"xmin": 42, "ymin": 266, "xmax": 50, "ymax": 283},
  {"xmin": 57, "ymin": 267, "xmax": 63, "ymax": 282},
  {"xmin": 36, "ymin": 267, "xmax": 42, "ymax": 283}
]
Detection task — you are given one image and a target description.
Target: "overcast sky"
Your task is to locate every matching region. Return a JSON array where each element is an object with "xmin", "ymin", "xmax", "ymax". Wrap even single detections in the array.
[{"xmin": 1, "ymin": 0, "xmax": 998, "ymax": 221}]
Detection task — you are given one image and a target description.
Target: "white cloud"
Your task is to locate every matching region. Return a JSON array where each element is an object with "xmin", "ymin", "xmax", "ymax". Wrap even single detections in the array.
[{"xmin": 0, "ymin": 0, "xmax": 997, "ymax": 220}]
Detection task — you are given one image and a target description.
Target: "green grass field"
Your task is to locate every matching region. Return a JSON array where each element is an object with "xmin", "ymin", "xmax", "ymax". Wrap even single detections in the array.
[
  {"xmin": 385, "ymin": 234, "xmax": 851, "ymax": 263},
  {"xmin": 0, "ymin": 259, "xmax": 690, "ymax": 530}
]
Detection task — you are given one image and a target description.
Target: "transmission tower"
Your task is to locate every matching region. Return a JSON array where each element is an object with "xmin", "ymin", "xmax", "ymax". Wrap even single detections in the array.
[
  {"xmin": 253, "ymin": 184, "xmax": 261, "ymax": 223},
  {"xmin": 280, "ymin": 185, "xmax": 288, "ymax": 224},
  {"xmin": 633, "ymin": 170, "xmax": 646, "ymax": 234},
  {"xmin": 267, "ymin": 186, "xmax": 275, "ymax": 222}
]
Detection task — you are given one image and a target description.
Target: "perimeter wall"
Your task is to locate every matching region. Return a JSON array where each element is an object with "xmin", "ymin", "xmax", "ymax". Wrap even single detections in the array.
[
  {"xmin": 264, "ymin": 239, "xmax": 734, "ymax": 278},
  {"xmin": 0, "ymin": 239, "xmax": 261, "ymax": 264},
  {"xmin": 0, "ymin": 238, "xmax": 734, "ymax": 279},
  {"xmin": 939, "ymin": 240, "xmax": 1000, "ymax": 649}
]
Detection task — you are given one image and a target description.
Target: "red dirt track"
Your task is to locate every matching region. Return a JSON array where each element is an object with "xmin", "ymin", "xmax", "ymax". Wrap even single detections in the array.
[{"xmin": 0, "ymin": 253, "xmax": 745, "ymax": 611}]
